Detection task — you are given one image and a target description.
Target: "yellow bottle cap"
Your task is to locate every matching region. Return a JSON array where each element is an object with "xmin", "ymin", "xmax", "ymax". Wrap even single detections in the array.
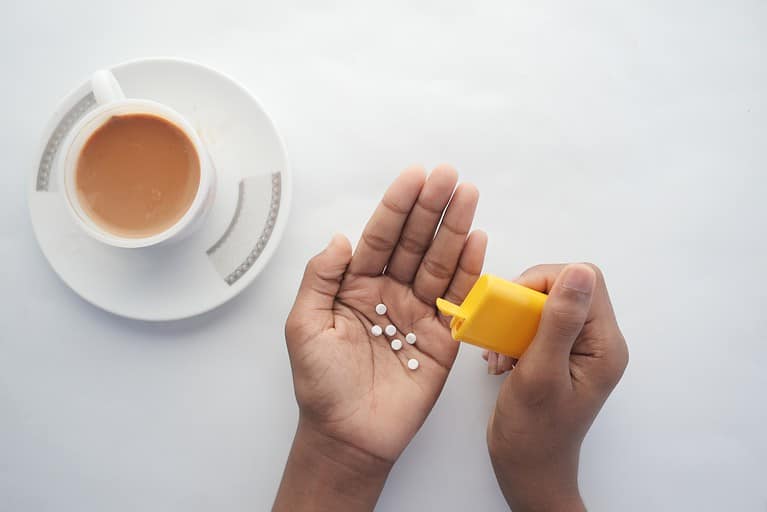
[
  {"xmin": 436, "ymin": 298, "xmax": 463, "ymax": 319},
  {"xmin": 436, "ymin": 274, "xmax": 547, "ymax": 358}
]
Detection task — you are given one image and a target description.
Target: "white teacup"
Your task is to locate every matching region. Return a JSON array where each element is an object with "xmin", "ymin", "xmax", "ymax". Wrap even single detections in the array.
[{"xmin": 62, "ymin": 70, "xmax": 216, "ymax": 248}]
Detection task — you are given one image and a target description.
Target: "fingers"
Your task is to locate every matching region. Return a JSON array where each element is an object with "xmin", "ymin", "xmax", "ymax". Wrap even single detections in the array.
[
  {"xmin": 441, "ymin": 229, "xmax": 487, "ymax": 305},
  {"xmin": 412, "ymin": 183, "xmax": 480, "ymax": 304},
  {"xmin": 487, "ymin": 351, "xmax": 499, "ymax": 374},
  {"xmin": 410, "ymin": 229, "xmax": 485, "ymax": 368},
  {"xmin": 521, "ymin": 264, "xmax": 596, "ymax": 373},
  {"xmin": 286, "ymin": 234, "xmax": 353, "ymax": 343},
  {"xmin": 348, "ymin": 166, "xmax": 426, "ymax": 276},
  {"xmin": 515, "ymin": 263, "xmax": 628, "ymax": 391},
  {"xmin": 483, "ymin": 350, "xmax": 517, "ymax": 374},
  {"xmin": 386, "ymin": 165, "xmax": 458, "ymax": 284},
  {"xmin": 497, "ymin": 354, "xmax": 516, "ymax": 373},
  {"xmin": 515, "ymin": 263, "xmax": 618, "ymax": 327}
]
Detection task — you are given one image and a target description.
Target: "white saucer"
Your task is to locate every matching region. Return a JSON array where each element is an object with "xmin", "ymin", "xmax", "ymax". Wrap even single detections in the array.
[{"xmin": 28, "ymin": 58, "xmax": 291, "ymax": 321}]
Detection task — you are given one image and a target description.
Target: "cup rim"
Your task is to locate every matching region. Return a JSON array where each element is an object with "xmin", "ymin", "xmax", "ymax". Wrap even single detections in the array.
[{"xmin": 62, "ymin": 99, "xmax": 212, "ymax": 248}]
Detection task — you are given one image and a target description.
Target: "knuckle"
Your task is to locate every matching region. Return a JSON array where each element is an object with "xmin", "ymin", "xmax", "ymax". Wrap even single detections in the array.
[
  {"xmin": 362, "ymin": 231, "xmax": 396, "ymax": 252},
  {"xmin": 381, "ymin": 196, "xmax": 410, "ymax": 215},
  {"xmin": 593, "ymin": 332, "xmax": 629, "ymax": 390},
  {"xmin": 557, "ymin": 283, "xmax": 592, "ymax": 303},
  {"xmin": 522, "ymin": 263, "xmax": 549, "ymax": 277},
  {"xmin": 416, "ymin": 197, "xmax": 445, "ymax": 215},
  {"xmin": 457, "ymin": 261, "xmax": 482, "ymax": 280},
  {"xmin": 441, "ymin": 221, "xmax": 469, "ymax": 237},
  {"xmin": 304, "ymin": 253, "xmax": 324, "ymax": 274},
  {"xmin": 398, "ymin": 233, "xmax": 428, "ymax": 254},
  {"xmin": 422, "ymin": 257, "xmax": 453, "ymax": 280}
]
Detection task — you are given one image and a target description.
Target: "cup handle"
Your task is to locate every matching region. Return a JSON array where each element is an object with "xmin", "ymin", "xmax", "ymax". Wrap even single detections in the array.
[{"xmin": 91, "ymin": 69, "xmax": 125, "ymax": 105}]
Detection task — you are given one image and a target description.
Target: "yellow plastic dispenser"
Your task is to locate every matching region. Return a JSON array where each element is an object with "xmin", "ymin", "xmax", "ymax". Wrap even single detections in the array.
[{"xmin": 436, "ymin": 274, "xmax": 547, "ymax": 358}]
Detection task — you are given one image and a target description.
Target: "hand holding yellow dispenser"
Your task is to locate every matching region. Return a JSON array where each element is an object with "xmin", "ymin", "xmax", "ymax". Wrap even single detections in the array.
[{"xmin": 436, "ymin": 274, "xmax": 547, "ymax": 358}]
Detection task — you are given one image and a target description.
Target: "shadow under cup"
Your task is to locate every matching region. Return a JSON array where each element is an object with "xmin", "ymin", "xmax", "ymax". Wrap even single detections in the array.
[{"xmin": 63, "ymin": 100, "xmax": 214, "ymax": 248}]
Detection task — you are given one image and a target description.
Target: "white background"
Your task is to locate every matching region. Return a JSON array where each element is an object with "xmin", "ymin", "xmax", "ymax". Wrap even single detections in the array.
[{"xmin": 2, "ymin": 1, "xmax": 766, "ymax": 510}]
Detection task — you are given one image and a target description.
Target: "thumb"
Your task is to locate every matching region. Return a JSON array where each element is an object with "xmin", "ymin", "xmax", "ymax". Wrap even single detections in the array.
[
  {"xmin": 522, "ymin": 264, "xmax": 596, "ymax": 373},
  {"xmin": 286, "ymin": 234, "xmax": 352, "ymax": 342}
]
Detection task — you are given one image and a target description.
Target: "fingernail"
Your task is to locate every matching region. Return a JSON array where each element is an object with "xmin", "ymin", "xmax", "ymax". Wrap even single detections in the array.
[
  {"xmin": 481, "ymin": 350, "xmax": 489, "ymax": 361},
  {"xmin": 562, "ymin": 265, "xmax": 595, "ymax": 294}
]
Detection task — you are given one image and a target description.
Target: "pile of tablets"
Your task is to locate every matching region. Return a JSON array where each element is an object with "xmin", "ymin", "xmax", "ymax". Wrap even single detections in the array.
[{"xmin": 370, "ymin": 303, "xmax": 418, "ymax": 370}]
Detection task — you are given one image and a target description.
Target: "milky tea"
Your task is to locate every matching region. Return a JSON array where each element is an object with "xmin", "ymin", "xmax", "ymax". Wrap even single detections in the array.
[{"xmin": 75, "ymin": 113, "xmax": 200, "ymax": 238}]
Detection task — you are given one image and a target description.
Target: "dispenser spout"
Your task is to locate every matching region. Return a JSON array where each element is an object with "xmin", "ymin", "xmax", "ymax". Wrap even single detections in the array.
[{"xmin": 436, "ymin": 298, "xmax": 463, "ymax": 319}]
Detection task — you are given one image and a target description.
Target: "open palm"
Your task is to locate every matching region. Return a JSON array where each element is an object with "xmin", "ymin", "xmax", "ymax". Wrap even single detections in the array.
[{"xmin": 285, "ymin": 165, "xmax": 486, "ymax": 463}]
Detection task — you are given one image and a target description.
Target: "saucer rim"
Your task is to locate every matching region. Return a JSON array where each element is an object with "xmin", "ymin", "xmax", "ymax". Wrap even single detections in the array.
[{"xmin": 27, "ymin": 56, "xmax": 292, "ymax": 322}]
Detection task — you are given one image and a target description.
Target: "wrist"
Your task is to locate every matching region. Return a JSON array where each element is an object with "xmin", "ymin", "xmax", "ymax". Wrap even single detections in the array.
[
  {"xmin": 488, "ymin": 417, "xmax": 584, "ymax": 512},
  {"xmin": 273, "ymin": 418, "xmax": 393, "ymax": 511}
]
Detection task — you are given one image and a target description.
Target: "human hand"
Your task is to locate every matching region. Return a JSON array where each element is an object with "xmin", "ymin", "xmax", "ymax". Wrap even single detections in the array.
[
  {"xmin": 486, "ymin": 264, "xmax": 628, "ymax": 512},
  {"xmin": 274, "ymin": 165, "xmax": 486, "ymax": 511}
]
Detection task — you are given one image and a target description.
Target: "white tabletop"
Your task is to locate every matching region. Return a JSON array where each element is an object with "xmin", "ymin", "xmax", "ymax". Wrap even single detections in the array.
[{"xmin": 2, "ymin": 2, "xmax": 766, "ymax": 510}]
